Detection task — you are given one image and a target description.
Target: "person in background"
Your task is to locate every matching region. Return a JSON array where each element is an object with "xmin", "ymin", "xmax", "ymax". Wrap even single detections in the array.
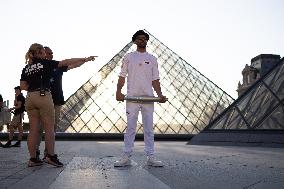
[
  {"xmin": 0, "ymin": 94, "xmax": 12, "ymax": 147},
  {"xmin": 114, "ymin": 30, "xmax": 167, "ymax": 167},
  {"xmin": 2, "ymin": 86, "xmax": 25, "ymax": 148},
  {"xmin": 45, "ymin": 46, "xmax": 66, "ymax": 129},
  {"xmin": 0, "ymin": 94, "xmax": 3, "ymax": 147},
  {"xmin": 36, "ymin": 46, "xmax": 94, "ymax": 160},
  {"xmin": 0, "ymin": 94, "xmax": 3, "ymax": 111},
  {"xmin": 36, "ymin": 46, "xmax": 67, "ymax": 160},
  {"xmin": 20, "ymin": 43, "xmax": 96, "ymax": 167}
]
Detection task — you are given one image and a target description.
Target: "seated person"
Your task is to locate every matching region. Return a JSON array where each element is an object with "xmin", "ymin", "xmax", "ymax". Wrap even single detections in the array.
[
  {"xmin": 2, "ymin": 87, "xmax": 25, "ymax": 148},
  {"xmin": 0, "ymin": 94, "xmax": 12, "ymax": 146}
]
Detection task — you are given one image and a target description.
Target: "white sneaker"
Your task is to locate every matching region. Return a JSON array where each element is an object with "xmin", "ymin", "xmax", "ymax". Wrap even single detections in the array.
[
  {"xmin": 114, "ymin": 155, "xmax": 131, "ymax": 167},
  {"xmin": 147, "ymin": 156, "xmax": 164, "ymax": 167}
]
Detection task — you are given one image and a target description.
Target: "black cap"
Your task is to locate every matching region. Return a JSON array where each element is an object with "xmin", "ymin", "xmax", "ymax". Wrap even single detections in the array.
[
  {"xmin": 14, "ymin": 86, "xmax": 21, "ymax": 90},
  {"xmin": 132, "ymin": 30, "xmax": 149, "ymax": 42}
]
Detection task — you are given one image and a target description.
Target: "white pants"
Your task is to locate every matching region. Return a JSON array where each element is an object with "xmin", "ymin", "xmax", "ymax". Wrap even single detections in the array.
[{"xmin": 123, "ymin": 102, "xmax": 154, "ymax": 157}]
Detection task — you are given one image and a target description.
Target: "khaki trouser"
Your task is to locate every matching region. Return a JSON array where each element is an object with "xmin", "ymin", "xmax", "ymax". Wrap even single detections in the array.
[
  {"xmin": 26, "ymin": 91, "xmax": 55, "ymax": 148},
  {"xmin": 8, "ymin": 113, "xmax": 24, "ymax": 141},
  {"xmin": 37, "ymin": 104, "xmax": 61, "ymax": 149},
  {"xmin": 10, "ymin": 113, "xmax": 24, "ymax": 128},
  {"xmin": 25, "ymin": 91, "xmax": 55, "ymax": 124}
]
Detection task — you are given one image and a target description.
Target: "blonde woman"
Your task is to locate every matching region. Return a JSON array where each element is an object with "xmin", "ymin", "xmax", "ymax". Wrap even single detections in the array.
[{"xmin": 20, "ymin": 43, "xmax": 96, "ymax": 167}]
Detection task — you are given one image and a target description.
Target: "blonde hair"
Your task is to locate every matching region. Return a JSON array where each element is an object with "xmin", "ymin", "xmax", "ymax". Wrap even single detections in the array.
[{"xmin": 25, "ymin": 43, "xmax": 44, "ymax": 64}]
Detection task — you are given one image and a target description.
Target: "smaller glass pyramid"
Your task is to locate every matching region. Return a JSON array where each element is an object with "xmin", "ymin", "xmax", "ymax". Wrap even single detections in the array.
[{"xmin": 205, "ymin": 58, "xmax": 284, "ymax": 130}]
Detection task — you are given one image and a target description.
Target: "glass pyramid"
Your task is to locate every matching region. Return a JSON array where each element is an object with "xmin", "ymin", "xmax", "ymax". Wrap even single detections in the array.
[
  {"xmin": 205, "ymin": 58, "xmax": 284, "ymax": 130},
  {"xmin": 57, "ymin": 30, "xmax": 234, "ymax": 134}
]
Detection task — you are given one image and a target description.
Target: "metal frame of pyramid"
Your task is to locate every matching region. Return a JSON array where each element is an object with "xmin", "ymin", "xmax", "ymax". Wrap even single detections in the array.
[
  {"xmin": 204, "ymin": 57, "xmax": 284, "ymax": 130},
  {"xmin": 57, "ymin": 30, "xmax": 234, "ymax": 134}
]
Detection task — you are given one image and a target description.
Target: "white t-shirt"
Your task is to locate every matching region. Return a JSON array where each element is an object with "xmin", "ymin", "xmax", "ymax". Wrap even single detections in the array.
[{"xmin": 119, "ymin": 51, "xmax": 160, "ymax": 96}]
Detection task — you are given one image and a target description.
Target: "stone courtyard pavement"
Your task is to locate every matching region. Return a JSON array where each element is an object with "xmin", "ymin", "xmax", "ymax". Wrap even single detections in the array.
[{"xmin": 0, "ymin": 141, "xmax": 284, "ymax": 189}]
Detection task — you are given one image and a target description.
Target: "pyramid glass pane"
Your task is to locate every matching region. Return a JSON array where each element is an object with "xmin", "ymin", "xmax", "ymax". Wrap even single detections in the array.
[
  {"xmin": 256, "ymin": 104, "xmax": 284, "ymax": 129},
  {"xmin": 207, "ymin": 59, "xmax": 284, "ymax": 130},
  {"xmin": 58, "ymin": 30, "xmax": 234, "ymax": 134}
]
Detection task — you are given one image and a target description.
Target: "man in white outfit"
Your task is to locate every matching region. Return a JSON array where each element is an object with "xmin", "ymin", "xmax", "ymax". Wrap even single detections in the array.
[{"xmin": 114, "ymin": 30, "xmax": 167, "ymax": 167}]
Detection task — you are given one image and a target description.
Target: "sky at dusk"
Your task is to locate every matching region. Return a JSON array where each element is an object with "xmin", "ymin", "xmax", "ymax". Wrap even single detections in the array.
[{"xmin": 0, "ymin": 0, "xmax": 283, "ymax": 105}]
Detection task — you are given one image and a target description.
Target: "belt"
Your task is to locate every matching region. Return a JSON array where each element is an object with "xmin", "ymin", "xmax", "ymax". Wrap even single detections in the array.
[{"xmin": 28, "ymin": 88, "xmax": 50, "ymax": 92}]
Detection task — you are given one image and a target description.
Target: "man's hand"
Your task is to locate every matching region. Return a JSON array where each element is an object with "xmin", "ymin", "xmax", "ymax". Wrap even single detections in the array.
[
  {"xmin": 116, "ymin": 91, "xmax": 125, "ymax": 102},
  {"xmin": 158, "ymin": 95, "xmax": 167, "ymax": 103},
  {"xmin": 85, "ymin": 56, "xmax": 98, "ymax": 62}
]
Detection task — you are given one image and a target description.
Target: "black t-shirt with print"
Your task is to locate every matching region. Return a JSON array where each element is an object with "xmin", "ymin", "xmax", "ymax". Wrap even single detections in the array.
[
  {"xmin": 20, "ymin": 58, "xmax": 60, "ymax": 91},
  {"xmin": 50, "ymin": 66, "xmax": 68, "ymax": 105},
  {"xmin": 14, "ymin": 93, "xmax": 25, "ymax": 115}
]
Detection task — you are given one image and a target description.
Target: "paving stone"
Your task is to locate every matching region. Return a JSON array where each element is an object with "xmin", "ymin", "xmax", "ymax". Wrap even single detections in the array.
[
  {"xmin": 49, "ymin": 157, "xmax": 170, "ymax": 189},
  {"xmin": 0, "ymin": 141, "xmax": 283, "ymax": 189},
  {"xmin": 0, "ymin": 178, "xmax": 21, "ymax": 189}
]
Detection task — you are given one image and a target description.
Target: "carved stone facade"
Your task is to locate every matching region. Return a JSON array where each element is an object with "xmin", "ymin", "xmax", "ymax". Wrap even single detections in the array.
[{"xmin": 237, "ymin": 54, "xmax": 281, "ymax": 97}]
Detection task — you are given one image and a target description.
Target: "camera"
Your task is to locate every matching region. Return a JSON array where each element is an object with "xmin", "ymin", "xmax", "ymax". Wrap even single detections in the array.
[{"xmin": 40, "ymin": 89, "xmax": 46, "ymax": 96}]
